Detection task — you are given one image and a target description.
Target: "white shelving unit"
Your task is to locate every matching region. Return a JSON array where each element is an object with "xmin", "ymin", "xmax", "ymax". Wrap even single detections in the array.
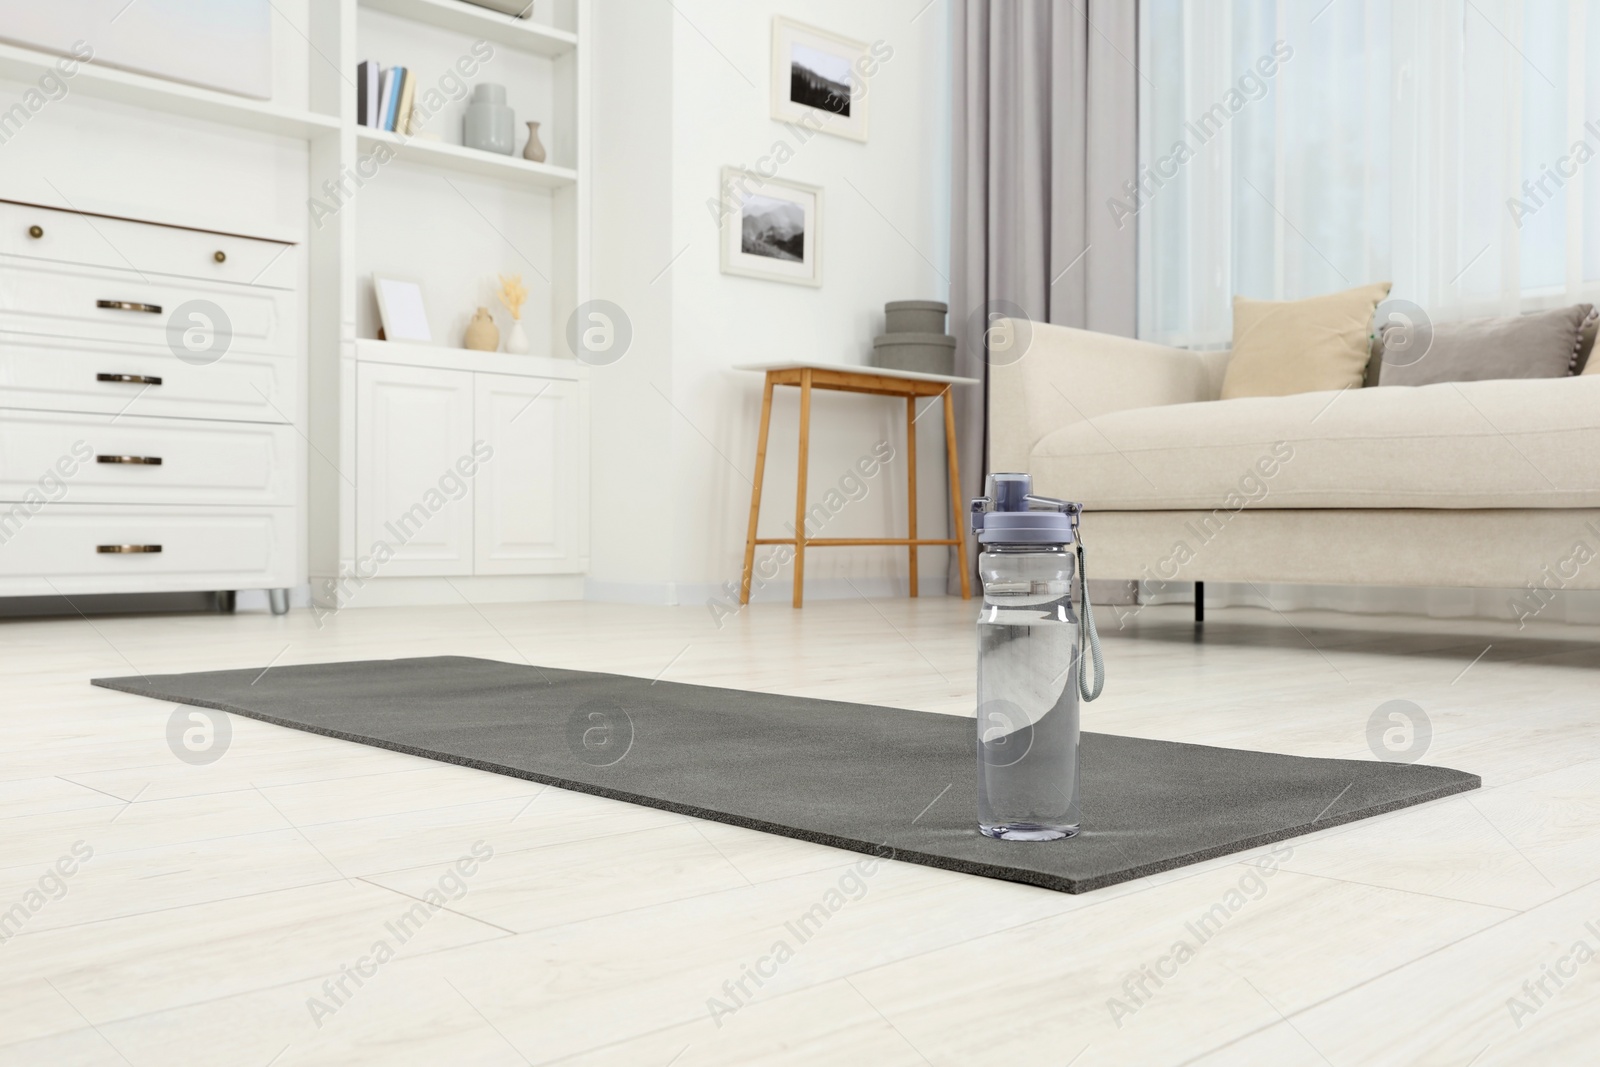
[
  {"xmin": 358, "ymin": 0, "xmax": 578, "ymax": 55},
  {"xmin": 0, "ymin": 0, "xmax": 588, "ymax": 611},
  {"xmin": 355, "ymin": 128, "xmax": 577, "ymax": 186},
  {"xmin": 0, "ymin": 41, "xmax": 343, "ymax": 139},
  {"xmin": 304, "ymin": 0, "xmax": 591, "ymax": 609}
]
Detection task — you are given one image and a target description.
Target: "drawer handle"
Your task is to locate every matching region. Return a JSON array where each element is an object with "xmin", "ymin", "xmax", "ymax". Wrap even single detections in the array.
[
  {"xmin": 96, "ymin": 300, "xmax": 163, "ymax": 314},
  {"xmin": 97, "ymin": 373, "xmax": 164, "ymax": 386},
  {"xmin": 28, "ymin": 225, "xmax": 43, "ymax": 239},
  {"xmin": 96, "ymin": 455, "xmax": 163, "ymax": 466},
  {"xmin": 98, "ymin": 545, "xmax": 162, "ymax": 554},
  {"xmin": 214, "ymin": 250, "xmax": 227, "ymax": 263}
]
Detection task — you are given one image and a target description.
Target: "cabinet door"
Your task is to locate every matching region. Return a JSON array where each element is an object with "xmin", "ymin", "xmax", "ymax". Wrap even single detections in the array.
[
  {"xmin": 473, "ymin": 373, "xmax": 587, "ymax": 574},
  {"xmin": 356, "ymin": 362, "xmax": 475, "ymax": 576}
]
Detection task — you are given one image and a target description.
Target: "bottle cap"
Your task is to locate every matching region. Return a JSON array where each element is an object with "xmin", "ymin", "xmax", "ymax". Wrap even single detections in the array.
[{"xmin": 970, "ymin": 472, "xmax": 1081, "ymax": 545}]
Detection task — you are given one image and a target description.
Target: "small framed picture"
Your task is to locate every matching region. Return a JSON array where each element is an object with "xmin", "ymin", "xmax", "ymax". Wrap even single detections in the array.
[
  {"xmin": 770, "ymin": 17, "xmax": 874, "ymax": 142},
  {"xmin": 372, "ymin": 275, "xmax": 432, "ymax": 343},
  {"xmin": 718, "ymin": 167, "xmax": 822, "ymax": 288}
]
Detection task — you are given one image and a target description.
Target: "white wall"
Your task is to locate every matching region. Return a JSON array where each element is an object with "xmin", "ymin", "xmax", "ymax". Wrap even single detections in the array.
[
  {"xmin": 0, "ymin": 0, "xmax": 311, "ymax": 239},
  {"xmin": 587, "ymin": 0, "xmax": 952, "ymax": 609},
  {"xmin": 586, "ymin": 0, "xmax": 679, "ymax": 598}
]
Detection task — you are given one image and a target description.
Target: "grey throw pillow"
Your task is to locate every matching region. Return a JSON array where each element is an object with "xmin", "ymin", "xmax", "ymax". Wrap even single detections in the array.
[
  {"xmin": 1578, "ymin": 313, "xmax": 1599, "ymax": 373},
  {"xmin": 1377, "ymin": 303, "xmax": 1595, "ymax": 386}
]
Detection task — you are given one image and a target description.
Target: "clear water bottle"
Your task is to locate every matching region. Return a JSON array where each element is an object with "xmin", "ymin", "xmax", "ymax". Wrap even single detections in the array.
[{"xmin": 971, "ymin": 473, "xmax": 1104, "ymax": 841}]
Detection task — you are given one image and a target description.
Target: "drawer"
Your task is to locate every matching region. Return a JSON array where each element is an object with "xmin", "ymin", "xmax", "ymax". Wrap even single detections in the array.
[
  {"xmin": 0, "ymin": 505, "xmax": 296, "ymax": 594},
  {"xmin": 0, "ymin": 336, "xmax": 298, "ymax": 424},
  {"xmin": 0, "ymin": 411, "xmax": 297, "ymax": 506},
  {"xmin": 0, "ymin": 201, "xmax": 296, "ymax": 289},
  {"xmin": 0, "ymin": 260, "xmax": 296, "ymax": 358}
]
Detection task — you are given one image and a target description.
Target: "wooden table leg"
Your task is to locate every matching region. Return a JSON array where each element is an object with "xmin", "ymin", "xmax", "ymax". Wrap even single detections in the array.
[
  {"xmin": 793, "ymin": 369, "xmax": 813, "ymax": 608},
  {"xmin": 906, "ymin": 395, "xmax": 919, "ymax": 597},
  {"xmin": 740, "ymin": 373, "xmax": 776, "ymax": 605},
  {"xmin": 943, "ymin": 387, "xmax": 972, "ymax": 599}
]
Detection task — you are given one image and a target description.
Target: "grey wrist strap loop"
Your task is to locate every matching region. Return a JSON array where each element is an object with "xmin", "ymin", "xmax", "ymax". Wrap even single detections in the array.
[{"xmin": 1077, "ymin": 542, "xmax": 1105, "ymax": 702}]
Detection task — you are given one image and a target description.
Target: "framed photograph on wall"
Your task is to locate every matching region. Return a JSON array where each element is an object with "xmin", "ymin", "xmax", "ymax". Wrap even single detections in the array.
[
  {"xmin": 718, "ymin": 168, "xmax": 822, "ymax": 288},
  {"xmin": 770, "ymin": 17, "xmax": 872, "ymax": 143}
]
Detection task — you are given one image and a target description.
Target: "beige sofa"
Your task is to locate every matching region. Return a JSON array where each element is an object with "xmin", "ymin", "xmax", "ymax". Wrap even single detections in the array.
[{"xmin": 989, "ymin": 322, "xmax": 1600, "ymax": 601}]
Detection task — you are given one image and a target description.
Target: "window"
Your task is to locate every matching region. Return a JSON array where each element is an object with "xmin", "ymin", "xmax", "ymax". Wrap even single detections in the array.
[{"xmin": 1137, "ymin": 0, "xmax": 1600, "ymax": 347}]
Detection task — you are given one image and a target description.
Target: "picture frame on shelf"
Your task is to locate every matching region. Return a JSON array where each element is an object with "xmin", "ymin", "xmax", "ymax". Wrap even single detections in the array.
[
  {"xmin": 770, "ymin": 17, "xmax": 877, "ymax": 143},
  {"xmin": 373, "ymin": 274, "xmax": 433, "ymax": 343},
  {"xmin": 718, "ymin": 167, "xmax": 822, "ymax": 288}
]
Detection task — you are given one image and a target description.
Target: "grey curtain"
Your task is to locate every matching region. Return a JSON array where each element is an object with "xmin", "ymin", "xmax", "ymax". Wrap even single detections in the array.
[{"xmin": 949, "ymin": 0, "xmax": 1138, "ymax": 592}]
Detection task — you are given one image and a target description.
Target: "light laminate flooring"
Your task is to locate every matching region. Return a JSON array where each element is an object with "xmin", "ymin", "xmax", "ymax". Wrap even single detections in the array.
[{"xmin": 2, "ymin": 595, "xmax": 1597, "ymax": 1066}]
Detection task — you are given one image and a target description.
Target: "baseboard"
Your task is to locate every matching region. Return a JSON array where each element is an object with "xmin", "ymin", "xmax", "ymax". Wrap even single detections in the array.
[
  {"xmin": 312, "ymin": 574, "xmax": 585, "ymax": 610},
  {"xmin": 582, "ymin": 579, "xmax": 684, "ymax": 606},
  {"xmin": 585, "ymin": 574, "xmax": 954, "ymax": 607}
]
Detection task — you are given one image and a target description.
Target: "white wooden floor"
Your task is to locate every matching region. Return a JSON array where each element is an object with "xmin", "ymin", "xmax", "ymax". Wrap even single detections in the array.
[{"xmin": 3, "ymin": 594, "xmax": 1598, "ymax": 1066}]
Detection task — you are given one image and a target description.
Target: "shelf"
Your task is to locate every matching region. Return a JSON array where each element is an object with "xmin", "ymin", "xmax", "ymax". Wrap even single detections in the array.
[
  {"xmin": 358, "ymin": 0, "xmax": 578, "ymax": 56},
  {"xmin": 356, "ymin": 339, "xmax": 587, "ymax": 380},
  {"xmin": 356, "ymin": 129, "xmax": 576, "ymax": 187},
  {"xmin": 0, "ymin": 42, "xmax": 342, "ymax": 140}
]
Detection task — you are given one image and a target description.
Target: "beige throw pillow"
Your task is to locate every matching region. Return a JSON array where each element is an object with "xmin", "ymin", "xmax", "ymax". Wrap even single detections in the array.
[{"xmin": 1221, "ymin": 282, "xmax": 1392, "ymax": 399}]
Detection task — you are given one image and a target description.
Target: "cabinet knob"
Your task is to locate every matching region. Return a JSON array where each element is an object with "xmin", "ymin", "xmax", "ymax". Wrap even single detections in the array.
[
  {"xmin": 97, "ymin": 373, "xmax": 164, "ymax": 386},
  {"xmin": 27, "ymin": 225, "xmax": 42, "ymax": 239},
  {"xmin": 214, "ymin": 250, "xmax": 227, "ymax": 263},
  {"xmin": 96, "ymin": 300, "xmax": 163, "ymax": 314}
]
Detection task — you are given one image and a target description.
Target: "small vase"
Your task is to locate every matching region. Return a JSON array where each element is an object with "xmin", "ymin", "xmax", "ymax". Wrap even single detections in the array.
[
  {"xmin": 504, "ymin": 319, "xmax": 531, "ymax": 354},
  {"xmin": 464, "ymin": 307, "xmax": 499, "ymax": 351},
  {"xmin": 522, "ymin": 121, "xmax": 546, "ymax": 164},
  {"xmin": 464, "ymin": 84, "xmax": 514, "ymax": 155}
]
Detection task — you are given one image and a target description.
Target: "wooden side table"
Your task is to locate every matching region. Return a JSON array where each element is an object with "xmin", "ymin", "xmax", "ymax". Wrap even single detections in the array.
[{"xmin": 734, "ymin": 361, "xmax": 978, "ymax": 607}]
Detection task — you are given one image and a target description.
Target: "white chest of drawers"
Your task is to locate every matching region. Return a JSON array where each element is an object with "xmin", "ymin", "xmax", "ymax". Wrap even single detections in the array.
[{"xmin": 0, "ymin": 200, "xmax": 303, "ymax": 612}]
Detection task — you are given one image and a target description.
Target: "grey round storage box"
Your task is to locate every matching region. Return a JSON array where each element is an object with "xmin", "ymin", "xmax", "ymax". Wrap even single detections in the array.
[
  {"xmin": 872, "ymin": 332, "xmax": 956, "ymax": 377},
  {"xmin": 884, "ymin": 300, "xmax": 948, "ymax": 335}
]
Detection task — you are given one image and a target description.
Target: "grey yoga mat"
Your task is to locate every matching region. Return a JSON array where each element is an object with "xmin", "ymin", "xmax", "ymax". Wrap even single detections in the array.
[{"xmin": 92, "ymin": 656, "xmax": 1479, "ymax": 894}]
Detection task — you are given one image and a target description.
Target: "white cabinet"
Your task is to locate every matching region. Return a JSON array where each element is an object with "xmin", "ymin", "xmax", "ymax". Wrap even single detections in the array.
[
  {"xmin": 354, "ymin": 346, "xmax": 589, "ymax": 582},
  {"xmin": 354, "ymin": 362, "xmax": 476, "ymax": 576},
  {"xmin": 474, "ymin": 373, "xmax": 588, "ymax": 575},
  {"xmin": 0, "ymin": 201, "xmax": 301, "ymax": 609}
]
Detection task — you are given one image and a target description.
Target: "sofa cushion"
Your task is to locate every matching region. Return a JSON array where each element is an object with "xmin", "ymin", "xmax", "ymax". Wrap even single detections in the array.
[
  {"xmin": 1221, "ymin": 282, "xmax": 1392, "ymax": 399},
  {"xmin": 1579, "ymin": 311, "xmax": 1600, "ymax": 373},
  {"xmin": 1378, "ymin": 303, "xmax": 1594, "ymax": 386},
  {"xmin": 1030, "ymin": 375, "xmax": 1600, "ymax": 510}
]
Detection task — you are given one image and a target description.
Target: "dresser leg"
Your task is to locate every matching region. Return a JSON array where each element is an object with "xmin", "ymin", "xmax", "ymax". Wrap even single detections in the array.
[
  {"xmin": 268, "ymin": 588, "xmax": 290, "ymax": 615},
  {"xmin": 214, "ymin": 591, "xmax": 236, "ymax": 614}
]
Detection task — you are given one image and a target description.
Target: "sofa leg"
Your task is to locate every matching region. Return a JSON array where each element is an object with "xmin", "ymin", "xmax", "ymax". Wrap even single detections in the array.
[{"xmin": 1194, "ymin": 581, "xmax": 1205, "ymax": 623}]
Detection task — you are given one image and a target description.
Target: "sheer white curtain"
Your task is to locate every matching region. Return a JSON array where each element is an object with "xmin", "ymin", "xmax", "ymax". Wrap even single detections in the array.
[{"xmin": 1138, "ymin": 0, "xmax": 1600, "ymax": 347}]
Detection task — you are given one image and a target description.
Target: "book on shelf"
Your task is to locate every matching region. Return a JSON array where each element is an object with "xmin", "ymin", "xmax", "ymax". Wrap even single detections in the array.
[
  {"xmin": 357, "ymin": 60, "xmax": 378, "ymax": 127},
  {"xmin": 357, "ymin": 63, "xmax": 420, "ymax": 134},
  {"xmin": 375, "ymin": 67, "xmax": 396, "ymax": 131},
  {"xmin": 395, "ymin": 69, "xmax": 416, "ymax": 136},
  {"xmin": 386, "ymin": 69, "xmax": 404, "ymax": 131}
]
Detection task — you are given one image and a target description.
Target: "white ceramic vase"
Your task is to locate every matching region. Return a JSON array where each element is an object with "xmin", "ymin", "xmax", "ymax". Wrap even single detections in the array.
[{"xmin": 504, "ymin": 319, "xmax": 531, "ymax": 355}]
